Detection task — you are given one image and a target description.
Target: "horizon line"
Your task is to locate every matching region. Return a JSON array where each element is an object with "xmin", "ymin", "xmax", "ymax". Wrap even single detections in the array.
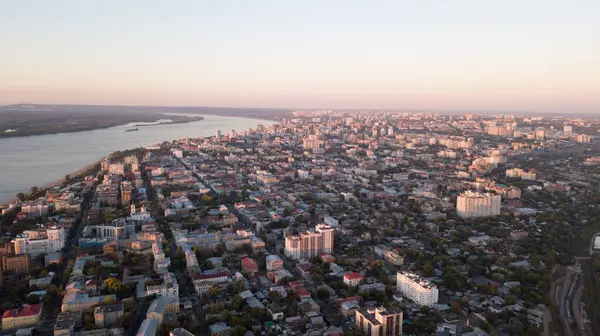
[{"xmin": 1, "ymin": 102, "xmax": 598, "ymax": 117}]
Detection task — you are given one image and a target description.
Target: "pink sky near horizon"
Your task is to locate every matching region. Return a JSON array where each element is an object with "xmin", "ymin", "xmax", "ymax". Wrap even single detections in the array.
[{"xmin": 1, "ymin": 1, "xmax": 599, "ymax": 113}]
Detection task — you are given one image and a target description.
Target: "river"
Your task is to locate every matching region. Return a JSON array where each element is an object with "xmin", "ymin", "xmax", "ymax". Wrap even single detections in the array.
[{"xmin": 0, "ymin": 115, "xmax": 275, "ymax": 203}]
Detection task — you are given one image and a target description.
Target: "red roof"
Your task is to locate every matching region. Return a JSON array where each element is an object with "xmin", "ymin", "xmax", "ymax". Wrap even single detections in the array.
[
  {"xmin": 241, "ymin": 258, "xmax": 257, "ymax": 267},
  {"xmin": 344, "ymin": 272, "xmax": 364, "ymax": 280},
  {"xmin": 2, "ymin": 304, "xmax": 42, "ymax": 319}
]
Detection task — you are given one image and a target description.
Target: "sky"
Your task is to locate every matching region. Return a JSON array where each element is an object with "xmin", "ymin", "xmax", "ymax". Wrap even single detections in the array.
[{"xmin": 1, "ymin": 1, "xmax": 599, "ymax": 113}]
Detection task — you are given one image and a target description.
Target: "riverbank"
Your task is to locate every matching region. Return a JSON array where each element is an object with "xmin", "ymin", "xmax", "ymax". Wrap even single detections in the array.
[
  {"xmin": 0, "ymin": 110, "xmax": 205, "ymax": 139},
  {"xmin": 0, "ymin": 114, "xmax": 276, "ymax": 204},
  {"xmin": 2, "ymin": 159, "xmax": 101, "ymax": 206},
  {"xmin": 134, "ymin": 116, "xmax": 204, "ymax": 127}
]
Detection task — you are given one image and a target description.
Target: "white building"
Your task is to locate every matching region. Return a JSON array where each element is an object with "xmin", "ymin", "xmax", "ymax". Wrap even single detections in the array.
[
  {"xmin": 506, "ymin": 168, "xmax": 536, "ymax": 181},
  {"xmin": 266, "ymin": 255, "xmax": 283, "ymax": 272},
  {"xmin": 323, "ymin": 216, "xmax": 339, "ymax": 227},
  {"xmin": 456, "ymin": 191, "xmax": 501, "ymax": 218},
  {"xmin": 343, "ymin": 272, "xmax": 364, "ymax": 287},
  {"xmin": 47, "ymin": 227, "xmax": 66, "ymax": 252},
  {"xmin": 396, "ymin": 271, "xmax": 438, "ymax": 307},
  {"xmin": 143, "ymin": 272, "xmax": 179, "ymax": 313}
]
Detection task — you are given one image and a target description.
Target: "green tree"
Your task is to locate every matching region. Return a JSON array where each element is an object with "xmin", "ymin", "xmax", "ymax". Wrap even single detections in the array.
[
  {"xmin": 104, "ymin": 278, "xmax": 122, "ymax": 294},
  {"xmin": 209, "ymin": 285, "xmax": 220, "ymax": 297},
  {"xmin": 232, "ymin": 326, "xmax": 247, "ymax": 336},
  {"xmin": 423, "ymin": 262, "xmax": 435, "ymax": 276},
  {"xmin": 118, "ymin": 312, "xmax": 134, "ymax": 327},
  {"xmin": 505, "ymin": 295, "xmax": 517, "ymax": 305},
  {"xmin": 30, "ymin": 186, "xmax": 39, "ymax": 196}
]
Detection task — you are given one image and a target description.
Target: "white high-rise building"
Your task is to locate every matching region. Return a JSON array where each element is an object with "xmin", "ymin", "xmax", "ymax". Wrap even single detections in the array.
[
  {"xmin": 396, "ymin": 271, "xmax": 439, "ymax": 307},
  {"xmin": 563, "ymin": 125, "xmax": 573, "ymax": 136},
  {"xmin": 47, "ymin": 227, "xmax": 66, "ymax": 252},
  {"xmin": 456, "ymin": 191, "xmax": 501, "ymax": 218}
]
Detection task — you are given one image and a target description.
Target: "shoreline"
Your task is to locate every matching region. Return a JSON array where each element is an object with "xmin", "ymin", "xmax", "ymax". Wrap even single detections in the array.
[
  {"xmin": 134, "ymin": 116, "xmax": 204, "ymax": 127},
  {"xmin": 1, "ymin": 159, "xmax": 102, "ymax": 207},
  {"xmin": 0, "ymin": 115, "xmax": 278, "ymax": 207},
  {"xmin": 0, "ymin": 115, "xmax": 205, "ymax": 140}
]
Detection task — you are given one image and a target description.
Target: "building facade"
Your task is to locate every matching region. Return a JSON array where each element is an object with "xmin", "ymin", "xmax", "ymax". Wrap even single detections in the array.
[
  {"xmin": 94, "ymin": 303, "xmax": 124, "ymax": 328},
  {"xmin": 1, "ymin": 304, "xmax": 42, "ymax": 330},
  {"xmin": 284, "ymin": 224, "xmax": 334, "ymax": 260},
  {"xmin": 456, "ymin": 191, "xmax": 501, "ymax": 218},
  {"xmin": 354, "ymin": 306, "xmax": 402, "ymax": 336},
  {"xmin": 396, "ymin": 271, "xmax": 439, "ymax": 307}
]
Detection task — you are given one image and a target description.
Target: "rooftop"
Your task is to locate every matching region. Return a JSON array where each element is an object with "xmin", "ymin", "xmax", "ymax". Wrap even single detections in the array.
[
  {"xmin": 398, "ymin": 271, "xmax": 437, "ymax": 289},
  {"xmin": 344, "ymin": 272, "xmax": 364, "ymax": 280},
  {"xmin": 169, "ymin": 328, "xmax": 194, "ymax": 336},
  {"xmin": 2, "ymin": 304, "xmax": 42, "ymax": 318}
]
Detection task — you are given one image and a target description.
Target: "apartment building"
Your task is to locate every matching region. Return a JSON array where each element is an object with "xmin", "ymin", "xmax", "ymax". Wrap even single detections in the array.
[
  {"xmin": 396, "ymin": 271, "xmax": 439, "ymax": 307},
  {"xmin": 355, "ymin": 306, "xmax": 402, "ymax": 336},
  {"xmin": 1, "ymin": 254, "xmax": 31, "ymax": 276},
  {"xmin": 456, "ymin": 191, "xmax": 501, "ymax": 218},
  {"xmin": 284, "ymin": 224, "xmax": 334, "ymax": 260}
]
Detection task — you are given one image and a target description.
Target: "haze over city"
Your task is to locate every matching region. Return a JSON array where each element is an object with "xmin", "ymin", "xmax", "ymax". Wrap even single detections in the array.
[{"xmin": 1, "ymin": 0, "xmax": 599, "ymax": 113}]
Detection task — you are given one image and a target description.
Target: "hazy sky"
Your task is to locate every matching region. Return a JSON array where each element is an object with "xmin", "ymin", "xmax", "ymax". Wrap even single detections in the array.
[{"xmin": 1, "ymin": 1, "xmax": 599, "ymax": 112}]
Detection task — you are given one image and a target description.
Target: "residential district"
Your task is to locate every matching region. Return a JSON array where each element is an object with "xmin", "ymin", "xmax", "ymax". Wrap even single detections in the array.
[{"xmin": 1, "ymin": 111, "xmax": 600, "ymax": 336}]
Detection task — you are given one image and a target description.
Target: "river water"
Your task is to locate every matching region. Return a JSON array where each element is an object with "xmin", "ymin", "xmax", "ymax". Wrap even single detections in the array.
[{"xmin": 0, "ymin": 115, "xmax": 274, "ymax": 203}]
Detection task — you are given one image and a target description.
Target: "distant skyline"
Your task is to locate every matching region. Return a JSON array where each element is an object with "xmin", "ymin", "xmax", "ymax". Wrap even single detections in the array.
[{"xmin": 1, "ymin": 1, "xmax": 599, "ymax": 113}]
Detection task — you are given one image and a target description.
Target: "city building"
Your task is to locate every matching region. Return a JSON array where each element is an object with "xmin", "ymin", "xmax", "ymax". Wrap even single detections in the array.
[
  {"xmin": 209, "ymin": 322, "xmax": 232, "ymax": 336},
  {"xmin": 120, "ymin": 181, "xmax": 132, "ymax": 205},
  {"xmin": 141, "ymin": 272, "xmax": 179, "ymax": 313},
  {"xmin": 54, "ymin": 311, "xmax": 81, "ymax": 336},
  {"xmin": 170, "ymin": 328, "xmax": 194, "ymax": 336},
  {"xmin": 354, "ymin": 306, "xmax": 402, "ymax": 336},
  {"xmin": 396, "ymin": 271, "xmax": 439, "ymax": 307},
  {"xmin": 456, "ymin": 191, "xmax": 501, "ymax": 218},
  {"xmin": 284, "ymin": 224, "xmax": 334, "ymax": 260},
  {"xmin": 136, "ymin": 318, "xmax": 158, "ymax": 336},
  {"xmin": 94, "ymin": 303, "xmax": 124, "ymax": 328},
  {"xmin": 266, "ymin": 255, "xmax": 283, "ymax": 271},
  {"xmin": 1, "ymin": 254, "xmax": 31, "ymax": 277},
  {"xmin": 343, "ymin": 272, "xmax": 364, "ymax": 287},
  {"xmin": 505, "ymin": 168, "xmax": 536, "ymax": 180},
  {"xmin": 241, "ymin": 257, "xmax": 258, "ymax": 275},
  {"xmin": 1, "ymin": 304, "xmax": 42, "ymax": 330},
  {"xmin": 577, "ymin": 134, "xmax": 592, "ymax": 143},
  {"xmin": 146, "ymin": 298, "xmax": 166, "ymax": 325}
]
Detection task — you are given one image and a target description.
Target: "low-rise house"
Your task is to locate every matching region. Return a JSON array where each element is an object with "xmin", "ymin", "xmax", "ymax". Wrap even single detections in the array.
[
  {"xmin": 343, "ymin": 272, "xmax": 364, "ymax": 287},
  {"xmin": 340, "ymin": 300, "xmax": 360, "ymax": 317},
  {"xmin": 209, "ymin": 322, "xmax": 231, "ymax": 336}
]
